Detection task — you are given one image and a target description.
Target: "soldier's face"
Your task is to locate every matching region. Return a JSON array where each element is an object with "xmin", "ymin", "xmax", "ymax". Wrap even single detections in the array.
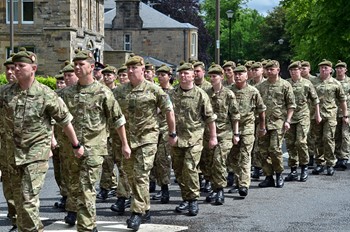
[
  {"xmin": 74, "ymin": 60, "xmax": 93, "ymax": 79},
  {"xmin": 14, "ymin": 62, "xmax": 37, "ymax": 83},
  {"xmin": 224, "ymin": 67, "xmax": 234, "ymax": 78},
  {"xmin": 179, "ymin": 70, "xmax": 194, "ymax": 88},
  {"xmin": 289, "ymin": 68, "xmax": 301, "ymax": 79},
  {"xmin": 127, "ymin": 65, "xmax": 145, "ymax": 86},
  {"xmin": 209, "ymin": 73, "xmax": 222, "ymax": 86},
  {"xmin": 336, "ymin": 66, "xmax": 347, "ymax": 77},
  {"xmin": 118, "ymin": 72, "xmax": 129, "ymax": 84},
  {"xmin": 64, "ymin": 72, "xmax": 78, "ymax": 86},
  {"xmin": 56, "ymin": 80, "xmax": 66, "ymax": 89},
  {"xmin": 252, "ymin": 68, "xmax": 263, "ymax": 78},
  {"xmin": 301, "ymin": 66, "xmax": 310, "ymax": 77},
  {"xmin": 158, "ymin": 72, "xmax": 170, "ymax": 86},
  {"xmin": 319, "ymin": 65, "xmax": 332, "ymax": 78},
  {"xmin": 234, "ymin": 71, "xmax": 248, "ymax": 84},
  {"xmin": 266, "ymin": 67, "xmax": 279, "ymax": 78},
  {"xmin": 144, "ymin": 70, "xmax": 154, "ymax": 82},
  {"xmin": 103, "ymin": 73, "xmax": 116, "ymax": 85},
  {"xmin": 94, "ymin": 69, "xmax": 103, "ymax": 81},
  {"xmin": 194, "ymin": 67, "xmax": 205, "ymax": 81},
  {"xmin": 5, "ymin": 64, "xmax": 17, "ymax": 84}
]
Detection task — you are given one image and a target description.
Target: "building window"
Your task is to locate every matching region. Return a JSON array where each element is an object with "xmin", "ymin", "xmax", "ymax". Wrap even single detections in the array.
[
  {"xmin": 191, "ymin": 32, "xmax": 197, "ymax": 57},
  {"xmin": 6, "ymin": 46, "xmax": 35, "ymax": 58},
  {"xmin": 6, "ymin": 0, "xmax": 19, "ymax": 23},
  {"xmin": 22, "ymin": 0, "xmax": 34, "ymax": 23},
  {"xmin": 124, "ymin": 34, "xmax": 131, "ymax": 51}
]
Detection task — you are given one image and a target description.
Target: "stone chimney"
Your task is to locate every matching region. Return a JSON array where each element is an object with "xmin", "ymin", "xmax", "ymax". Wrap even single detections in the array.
[{"xmin": 112, "ymin": 0, "xmax": 143, "ymax": 29}]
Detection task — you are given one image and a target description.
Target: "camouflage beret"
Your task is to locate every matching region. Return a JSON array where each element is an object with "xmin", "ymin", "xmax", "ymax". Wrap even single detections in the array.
[
  {"xmin": 12, "ymin": 47, "xmax": 37, "ymax": 64},
  {"xmin": 156, "ymin": 64, "xmax": 172, "ymax": 74},
  {"xmin": 94, "ymin": 61, "xmax": 105, "ymax": 70},
  {"xmin": 261, "ymin": 59, "xmax": 269, "ymax": 67},
  {"xmin": 244, "ymin": 60, "xmax": 254, "ymax": 69},
  {"xmin": 54, "ymin": 73, "xmax": 64, "ymax": 80},
  {"xmin": 145, "ymin": 62, "xmax": 155, "ymax": 71},
  {"xmin": 126, "ymin": 54, "xmax": 144, "ymax": 66},
  {"xmin": 233, "ymin": 65, "xmax": 248, "ymax": 72},
  {"xmin": 3, "ymin": 56, "xmax": 14, "ymax": 66},
  {"xmin": 288, "ymin": 61, "xmax": 302, "ymax": 70},
  {"xmin": 177, "ymin": 62, "xmax": 194, "ymax": 72},
  {"xmin": 265, "ymin": 60, "xmax": 280, "ymax": 69},
  {"xmin": 222, "ymin": 60, "xmax": 236, "ymax": 69},
  {"xmin": 207, "ymin": 64, "xmax": 223, "ymax": 75},
  {"xmin": 251, "ymin": 62, "xmax": 263, "ymax": 69},
  {"xmin": 335, "ymin": 60, "xmax": 347, "ymax": 68},
  {"xmin": 117, "ymin": 64, "xmax": 127, "ymax": 74},
  {"xmin": 318, "ymin": 59, "xmax": 332, "ymax": 67},
  {"xmin": 193, "ymin": 61, "xmax": 205, "ymax": 69},
  {"xmin": 72, "ymin": 49, "xmax": 95, "ymax": 62},
  {"xmin": 101, "ymin": 65, "xmax": 117, "ymax": 74},
  {"xmin": 301, "ymin": 60, "xmax": 311, "ymax": 67},
  {"xmin": 61, "ymin": 62, "xmax": 74, "ymax": 73}
]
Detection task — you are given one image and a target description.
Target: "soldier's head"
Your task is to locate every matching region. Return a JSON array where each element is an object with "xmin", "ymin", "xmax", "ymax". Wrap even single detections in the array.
[
  {"xmin": 222, "ymin": 60, "xmax": 236, "ymax": 79},
  {"xmin": 300, "ymin": 60, "xmax": 312, "ymax": 78},
  {"xmin": 125, "ymin": 54, "xmax": 145, "ymax": 87},
  {"xmin": 55, "ymin": 73, "xmax": 66, "ymax": 89},
  {"xmin": 265, "ymin": 60, "xmax": 280, "ymax": 78},
  {"xmin": 62, "ymin": 61, "xmax": 78, "ymax": 86},
  {"xmin": 3, "ymin": 54, "xmax": 17, "ymax": 84},
  {"xmin": 207, "ymin": 63, "xmax": 224, "ymax": 87},
  {"xmin": 251, "ymin": 61, "xmax": 263, "ymax": 79},
  {"xmin": 117, "ymin": 64, "xmax": 129, "ymax": 85},
  {"xmin": 288, "ymin": 61, "xmax": 302, "ymax": 79},
  {"xmin": 72, "ymin": 49, "xmax": 95, "ymax": 80},
  {"xmin": 335, "ymin": 60, "xmax": 347, "ymax": 79},
  {"xmin": 156, "ymin": 64, "xmax": 172, "ymax": 88},
  {"xmin": 233, "ymin": 65, "xmax": 248, "ymax": 85},
  {"xmin": 318, "ymin": 59, "xmax": 333, "ymax": 79},
  {"xmin": 102, "ymin": 65, "xmax": 118, "ymax": 88},
  {"xmin": 193, "ymin": 61, "xmax": 206, "ymax": 83},
  {"xmin": 12, "ymin": 47, "xmax": 38, "ymax": 85},
  {"xmin": 94, "ymin": 61, "xmax": 105, "ymax": 81},
  {"xmin": 177, "ymin": 62, "xmax": 195, "ymax": 90},
  {"xmin": 144, "ymin": 62, "xmax": 155, "ymax": 82},
  {"xmin": 244, "ymin": 60, "xmax": 254, "ymax": 79}
]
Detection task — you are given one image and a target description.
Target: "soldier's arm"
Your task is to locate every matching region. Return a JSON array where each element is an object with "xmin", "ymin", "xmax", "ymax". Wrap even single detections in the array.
[
  {"xmin": 62, "ymin": 123, "xmax": 84, "ymax": 158},
  {"xmin": 115, "ymin": 125, "xmax": 131, "ymax": 159},
  {"xmin": 207, "ymin": 121, "xmax": 218, "ymax": 149},
  {"xmin": 166, "ymin": 110, "xmax": 177, "ymax": 146},
  {"xmin": 340, "ymin": 101, "xmax": 349, "ymax": 125}
]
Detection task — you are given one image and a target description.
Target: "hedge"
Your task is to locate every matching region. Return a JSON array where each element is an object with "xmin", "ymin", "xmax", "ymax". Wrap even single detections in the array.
[{"xmin": 0, "ymin": 73, "xmax": 57, "ymax": 89}]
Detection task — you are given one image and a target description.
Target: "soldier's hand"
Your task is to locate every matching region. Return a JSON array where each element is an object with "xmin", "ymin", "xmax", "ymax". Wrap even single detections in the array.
[
  {"xmin": 315, "ymin": 115, "xmax": 322, "ymax": 124},
  {"xmin": 122, "ymin": 144, "xmax": 131, "ymax": 159},
  {"xmin": 258, "ymin": 128, "xmax": 267, "ymax": 137},
  {"xmin": 233, "ymin": 135, "xmax": 240, "ymax": 145},
  {"xmin": 74, "ymin": 146, "xmax": 84, "ymax": 158},
  {"xmin": 168, "ymin": 137, "xmax": 177, "ymax": 147},
  {"xmin": 209, "ymin": 136, "xmax": 218, "ymax": 149},
  {"xmin": 283, "ymin": 121, "xmax": 291, "ymax": 131},
  {"xmin": 343, "ymin": 116, "xmax": 349, "ymax": 125}
]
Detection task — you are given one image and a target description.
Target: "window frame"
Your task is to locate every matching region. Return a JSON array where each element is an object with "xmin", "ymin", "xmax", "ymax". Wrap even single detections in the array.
[{"xmin": 124, "ymin": 34, "xmax": 132, "ymax": 51}]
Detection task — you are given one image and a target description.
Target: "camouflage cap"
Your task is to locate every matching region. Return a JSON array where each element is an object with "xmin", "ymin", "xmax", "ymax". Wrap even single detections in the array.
[
  {"xmin": 233, "ymin": 65, "xmax": 248, "ymax": 72},
  {"xmin": 222, "ymin": 60, "xmax": 236, "ymax": 69},
  {"xmin": 54, "ymin": 73, "xmax": 64, "ymax": 80},
  {"xmin": 125, "ymin": 54, "xmax": 144, "ymax": 66},
  {"xmin": 335, "ymin": 60, "xmax": 347, "ymax": 68},
  {"xmin": 3, "ymin": 55, "xmax": 14, "ymax": 66},
  {"xmin": 117, "ymin": 64, "xmax": 127, "ymax": 74},
  {"xmin": 101, "ymin": 65, "xmax": 117, "ymax": 74},
  {"xmin": 193, "ymin": 61, "xmax": 205, "ymax": 69},
  {"xmin": 301, "ymin": 60, "xmax": 311, "ymax": 67},
  {"xmin": 72, "ymin": 49, "xmax": 95, "ymax": 62},
  {"xmin": 145, "ymin": 62, "xmax": 155, "ymax": 71},
  {"xmin": 288, "ymin": 61, "xmax": 302, "ymax": 70},
  {"xmin": 261, "ymin": 59, "xmax": 269, "ymax": 67},
  {"xmin": 12, "ymin": 47, "xmax": 37, "ymax": 64},
  {"xmin": 207, "ymin": 63, "xmax": 224, "ymax": 75},
  {"xmin": 156, "ymin": 64, "xmax": 172, "ymax": 74},
  {"xmin": 94, "ymin": 61, "xmax": 105, "ymax": 70},
  {"xmin": 318, "ymin": 59, "xmax": 332, "ymax": 67},
  {"xmin": 177, "ymin": 62, "xmax": 194, "ymax": 72},
  {"xmin": 61, "ymin": 61, "xmax": 74, "ymax": 73},
  {"xmin": 244, "ymin": 60, "xmax": 254, "ymax": 69},
  {"xmin": 265, "ymin": 60, "xmax": 280, "ymax": 69},
  {"xmin": 251, "ymin": 61, "xmax": 263, "ymax": 69}
]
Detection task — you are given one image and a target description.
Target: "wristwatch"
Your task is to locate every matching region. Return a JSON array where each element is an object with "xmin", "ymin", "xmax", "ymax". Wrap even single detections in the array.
[
  {"xmin": 72, "ymin": 142, "xmax": 82, "ymax": 149},
  {"xmin": 169, "ymin": 132, "xmax": 177, "ymax": 138}
]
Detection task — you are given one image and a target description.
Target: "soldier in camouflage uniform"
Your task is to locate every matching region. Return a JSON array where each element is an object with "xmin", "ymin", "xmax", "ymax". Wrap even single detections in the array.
[
  {"xmin": 222, "ymin": 60, "xmax": 236, "ymax": 87},
  {"xmin": 93, "ymin": 61, "xmax": 105, "ymax": 83},
  {"xmin": 248, "ymin": 61, "xmax": 266, "ymax": 180},
  {"xmin": 202, "ymin": 64, "xmax": 240, "ymax": 205},
  {"xmin": 96, "ymin": 65, "xmax": 119, "ymax": 201},
  {"xmin": 144, "ymin": 62, "xmax": 156, "ymax": 83},
  {"xmin": 169, "ymin": 62, "xmax": 217, "ymax": 216},
  {"xmin": 0, "ymin": 55, "xmax": 17, "ymax": 231},
  {"xmin": 334, "ymin": 60, "xmax": 350, "ymax": 170},
  {"xmin": 284, "ymin": 61, "xmax": 321, "ymax": 182},
  {"xmin": 150, "ymin": 64, "xmax": 174, "ymax": 203},
  {"xmin": 113, "ymin": 55, "xmax": 176, "ymax": 231},
  {"xmin": 228, "ymin": 65, "xmax": 266, "ymax": 197},
  {"xmin": 60, "ymin": 50, "xmax": 131, "ymax": 232},
  {"xmin": 301, "ymin": 60, "xmax": 318, "ymax": 167},
  {"xmin": 310, "ymin": 59, "xmax": 348, "ymax": 176},
  {"xmin": 256, "ymin": 60, "xmax": 296, "ymax": 188},
  {"xmin": 0, "ymin": 48, "xmax": 83, "ymax": 232}
]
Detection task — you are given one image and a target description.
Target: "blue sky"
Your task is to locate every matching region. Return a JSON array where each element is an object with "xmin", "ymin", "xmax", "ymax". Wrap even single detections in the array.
[{"xmin": 244, "ymin": 0, "xmax": 280, "ymax": 16}]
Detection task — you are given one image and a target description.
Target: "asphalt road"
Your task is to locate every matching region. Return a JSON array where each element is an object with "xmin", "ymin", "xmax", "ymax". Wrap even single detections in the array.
[{"xmin": 1, "ymin": 155, "xmax": 350, "ymax": 232}]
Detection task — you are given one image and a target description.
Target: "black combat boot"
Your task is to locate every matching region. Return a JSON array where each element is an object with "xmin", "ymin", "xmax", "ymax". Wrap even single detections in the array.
[
  {"xmin": 151, "ymin": 190, "xmax": 162, "ymax": 200},
  {"xmin": 308, "ymin": 155, "xmax": 314, "ymax": 167},
  {"xmin": 64, "ymin": 211, "xmax": 77, "ymax": 226},
  {"xmin": 251, "ymin": 167, "xmax": 261, "ymax": 180},
  {"xmin": 188, "ymin": 200, "xmax": 199, "ymax": 216},
  {"xmin": 142, "ymin": 210, "xmax": 151, "ymax": 223},
  {"xmin": 199, "ymin": 174, "xmax": 205, "ymax": 191},
  {"xmin": 258, "ymin": 176, "xmax": 275, "ymax": 188},
  {"xmin": 300, "ymin": 165, "xmax": 308, "ymax": 182},
  {"xmin": 227, "ymin": 171, "xmax": 234, "ymax": 186},
  {"xmin": 92, "ymin": 227, "xmax": 98, "ymax": 232},
  {"xmin": 214, "ymin": 189, "xmax": 224, "ymax": 205},
  {"xmin": 284, "ymin": 167, "xmax": 298, "ymax": 181},
  {"xmin": 228, "ymin": 185, "xmax": 239, "ymax": 193},
  {"xmin": 238, "ymin": 186, "xmax": 248, "ymax": 197},
  {"xmin": 337, "ymin": 159, "xmax": 348, "ymax": 170},
  {"xmin": 312, "ymin": 165, "xmax": 324, "ymax": 175},
  {"xmin": 96, "ymin": 188, "xmax": 109, "ymax": 200},
  {"xmin": 54, "ymin": 196, "xmax": 67, "ymax": 210},
  {"xmin": 125, "ymin": 196, "xmax": 131, "ymax": 208},
  {"xmin": 326, "ymin": 166, "xmax": 335, "ymax": 176},
  {"xmin": 149, "ymin": 181, "xmax": 156, "ymax": 193},
  {"xmin": 126, "ymin": 213, "xmax": 142, "ymax": 231},
  {"xmin": 110, "ymin": 197, "xmax": 126, "ymax": 215},
  {"xmin": 204, "ymin": 180, "xmax": 212, "ymax": 193},
  {"xmin": 175, "ymin": 201, "xmax": 189, "ymax": 213},
  {"xmin": 160, "ymin": 185, "xmax": 170, "ymax": 204},
  {"xmin": 276, "ymin": 173, "xmax": 284, "ymax": 188},
  {"xmin": 205, "ymin": 191, "xmax": 217, "ymax": 203}
]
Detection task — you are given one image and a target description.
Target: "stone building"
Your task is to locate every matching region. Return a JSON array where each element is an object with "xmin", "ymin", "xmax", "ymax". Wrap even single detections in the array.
[
  {"xmin": 0, "ymin": 0, "xmax": 104, "ymax": 76},
  {"xmin": 104, "ymin": 0, "xmax": 198, "ymax": 68}
]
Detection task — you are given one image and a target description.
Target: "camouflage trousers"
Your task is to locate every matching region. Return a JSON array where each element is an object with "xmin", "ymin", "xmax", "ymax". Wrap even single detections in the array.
[
  {"xmin": 258, "ymin": 129, "xmax": 285, "ymax": 176},
  {"xmin": 1, "ymin": 163, "xmax": 17, "ymax": 226},
  {"xmin": 52, "ymin": 146, "xmax": 68, "ymax": 197},
  {"xmin": 285, "ymin": 121, "xmax": 310, "ymax": 167},
  {"xmin": 123, "ymin": 143, "xmax": 157, "ymax": 214},
  {"xmin": 151, "ymin": 132, "xmax": 172, "ymax": 186},
  {"xmin": 100, "ymin": 139, "xmax": 118, "ymax": 190},
  {"xmin": 335, "ymin": 117, "xmax": 350, "ymax": 160},
  {"xmin": 171, "ymin": 142, "xmax": 203, "ymax": 201},
  {"xmin": 113, "ymin": 142, "xmax": 131, "ymax": 198},
  {"xmin": 12, "ymin": 160, "xmax": 49, "ymax": 232},
  {"xmin": 251, "ymin": 123, "xmax": 262, "ymax": 168},
  {"xmin": 71, "ymin": 148, "xmax": 104, "ymax": 231},
  {"xmin": 65, "ymin": 149, "xmax": 79, "ymax": 213},
  {"xmin": 311, "ymin": 118, "xmax": 337, "ymax": 166},
  {"xmin": 229, "ymin": 134, "xmax": 254, "ymax": 188},
  {"xmin": 307, "ymin": 120, "xmax": 316, "ymax": 157},
  {"xmin": 203, "ymin": 139, "xmax": 232, "ymax": 190}
]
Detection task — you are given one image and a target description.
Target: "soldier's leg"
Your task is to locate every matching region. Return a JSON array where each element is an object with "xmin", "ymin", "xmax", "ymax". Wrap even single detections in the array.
[
  {"xmin": 52, "ymin": 146, "xmax": 62, "ymax": 193},
  {"xmin": 313, "ymin": 120, "xmax": 326, "ymax": 166},
  {"xmin": 285, "ymin": 124, "xmax": 299, "ymax": 181},
  {"xmin": 76, "ymin": 154, "xmax": 104, "ymax": 231},
  {"xmin": 338, "ymin": 121, "xmax": 350, "ymax": 169},
  {"xmin": 324, "ymin": 119, "xmax": 337, "ymax": 168},
  {"xmin": 171, "ymin": 146, "xmax": 187, "ymax": 200},
  {"xmin": 98, "ymin": 152, "xmax": 117, "ymax": 200},
  {"xmin": 1, "ymin": 165, "xmax": 17, "ymax": 226},
  {"xmin": 12, "ymin": 161, "xmax": 49, "ymax": 232},
  {"xmin": 307, "ymin": 119, "xmax": 317, "ymax": 166},
  {"xmin": 296, "ymin": 122, "xmax": 310, "ymax": 166},
  {"xmin": 237, "ymin": 134, "xmax": 254, "ymax": 190},
  {"xmin": 334, "ymin": 117, "xmax": 343, "ymax": 160}
]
